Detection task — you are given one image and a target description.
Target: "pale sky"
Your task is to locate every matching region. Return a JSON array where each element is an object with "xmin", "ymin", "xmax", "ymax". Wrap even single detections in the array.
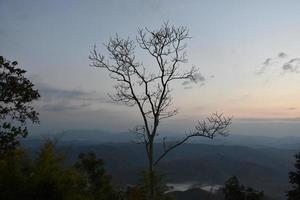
[{"xmin": 1, "ymin": 0, "xmax": 300, "ymax": 136}]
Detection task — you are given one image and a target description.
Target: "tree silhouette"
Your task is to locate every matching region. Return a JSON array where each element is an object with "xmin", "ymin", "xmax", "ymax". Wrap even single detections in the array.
[
  {"xmin": 0, "ymin": 56, "xmax": 40, "ymax": 156},
  {"xmin": 0, "ymin": 140, "xmax": 83, "ymax": 200},
  {"xmin": 0, "ymin": 140, "xmax": 121, "ymax": 200},
  {"xmin": 223, "ymin": 176, "xmax": 245, "ymax": 200},
  {"xmin": 90, "ymin": 23, "xmax": 232, "ymax": 200},
  {"xmin": 287, "ymin": 152, "xmax": 300, "ymax": 200},
  {"xmin": 222, "ymin": 176, "xmax": 264, "ymax": 200},
  {"xmin": 125, "ymin": 170, "xmax": 173, "ymax": 200},
  {"xmin": 75, "ymin": 152, "xmax": 116, "ymax": 200}
]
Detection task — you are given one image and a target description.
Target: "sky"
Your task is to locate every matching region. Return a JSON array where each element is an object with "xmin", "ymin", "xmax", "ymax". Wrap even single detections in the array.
[{"xmin": 1, "ymin": 0, "xmax": 300, "ymax": 136}]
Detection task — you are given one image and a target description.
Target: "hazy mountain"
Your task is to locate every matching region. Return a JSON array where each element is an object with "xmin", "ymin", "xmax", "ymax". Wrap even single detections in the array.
[
  {"xmin": 169, "ymin": 187, "xmax": 275, "ymax": 200},
  {"xmin": 169, "ymin": 188, "xmax": 224, "ymax": 200},
  {"xmin": 27, "ymin": 129, "xmax": 300, "ymax": 149},
  {"xmin": 22, "ymin": 133, "xmax": 299, "ymax": 200}
]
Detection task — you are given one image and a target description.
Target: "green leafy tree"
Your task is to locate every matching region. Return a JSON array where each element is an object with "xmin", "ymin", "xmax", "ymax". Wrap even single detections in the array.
[
  {"xmin": 0, "ymin": 140, "xmax": 121, "ymax": 200},
  {"xmin": 137, "ymin": 170, "xmax": 173, "ymax": 200},
  {"xmin": 222, "ymin": 176, "xmax": 264, "ymax": 200},
  {"xmin": 244, "ymin": 187, "xmax": 264, "ymax": 200},
  {"xmin": 287, "ymin": 152, "xmax": 300, "ymax": 200},
  {"xmin": 223, "ymin": 176, "xmax": 245, "ymax": 200},
  {"xmin": 23, "ymin": 139, "xmax": 88, "ymax": 200},
  {"xmin": 0, "ymin": 56, "xmax": 40, "ymax": 155},
  {"xmin": 125, "ymin": 170, "xmax": 173, "ymax": 200},
  {"xmin": 0, "ymin": 148, "xmax": 31, "ymax": 200},
  {"xmin": 75, "ymin": 152, "xmax": 116, "ymax": 200}
]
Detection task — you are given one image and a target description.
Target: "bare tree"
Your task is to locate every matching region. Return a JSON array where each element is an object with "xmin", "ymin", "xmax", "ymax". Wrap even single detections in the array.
[{"xmin": 89, "ymin": 23, "xmax": 232, "ymax": 200}]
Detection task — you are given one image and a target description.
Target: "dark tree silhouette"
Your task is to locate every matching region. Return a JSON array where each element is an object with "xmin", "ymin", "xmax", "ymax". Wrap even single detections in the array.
[
  {"xmin": 222, "ymin": 176, "xmax": 264, "ymax": 200},
  {"xmin": 90, "ymin": 23, "xmax": 232, "ymax": 200},
  {"xmin": 0, "ymin": 140, "xmax": 121, "ymax": 200},
  {"xmin": 223, "ymin": 176, "xmax": 245, "ymax": 200},
  {"xmin": 0, "ymin": 56, "xmax": 40, "ymax": 156},
  {"xmin": 287, "ymin": 152, "xmax": 300, "ymax": 200},
  {"xmin": 125, "ymin": 170, "xmax": 173, "ymax": 200},
  {"xmin": 75, "ymin": 152, "xmax": 116, "ymax": 200}
]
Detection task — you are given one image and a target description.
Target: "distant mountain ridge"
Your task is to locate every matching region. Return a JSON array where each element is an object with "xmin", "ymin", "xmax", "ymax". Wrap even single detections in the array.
[
  {"xmin": 169, "ymin": 187, "xmax": 274, "ymax": 200},
  {"xmin": 22, "ymin": 135, "xmax": 298, "ymax": 200},
  {"xmin": 27, "ymin": 129, "xmax": 300, "ymax": 149}
]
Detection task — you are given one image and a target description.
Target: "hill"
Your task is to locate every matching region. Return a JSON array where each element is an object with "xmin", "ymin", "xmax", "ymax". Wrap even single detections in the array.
[{"xmin": 22, "ymin": 135, "xmax": 298, "ymax": 199}]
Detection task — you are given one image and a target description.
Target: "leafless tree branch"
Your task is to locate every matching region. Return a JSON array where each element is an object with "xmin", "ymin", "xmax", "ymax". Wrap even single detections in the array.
[
  {"xmin": 154, "ymin": 113, "xmax": 232, "ymax": 166},
  {"xmin": 90, "ymin": 23, "xmax": 232, "ymax": 200}
]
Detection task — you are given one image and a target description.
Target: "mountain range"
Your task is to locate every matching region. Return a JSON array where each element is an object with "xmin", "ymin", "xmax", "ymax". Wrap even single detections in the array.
[{"xmin": 23, "ymin": 129, "xmax": 300, "ymax": 200}]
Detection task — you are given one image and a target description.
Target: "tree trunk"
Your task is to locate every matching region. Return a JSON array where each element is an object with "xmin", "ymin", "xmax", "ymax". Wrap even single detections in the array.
[{"xmin": 148, "ymin": 142, "xmax": 154, "ymax": 200}]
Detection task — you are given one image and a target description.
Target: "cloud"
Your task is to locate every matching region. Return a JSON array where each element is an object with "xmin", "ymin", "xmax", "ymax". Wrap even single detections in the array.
[
  {"xmin": 256, "ymin": 58, "xmax": 272, "ymax": 75},
  {"xmin": 282, "ymin": 58, "xmax": 300, "ymax": 74},
  {"xmin": 278, "ymin": 52, "xmax": 287, "ymax": 58},
  {"xmin": 256, "ymin": 52, "xmax": 289, "ymax": 75},
  {"xmin": 182, "ymin": 72, "xmax": 206, "ymax": 88},
  {"xmin": 34, "ymin": 82, "xmax": 104, "ymax": 112},
  {"xmin": 182, "ymin": 80, "xmax": 190, "ymax": 86},
  {"xmin": 288, "ymin": 107, "xmax": 297, "ymax": 111},
  {"xmin": 183, "ymin": 86, "xmax": 193, "ymax": 90},
  {"xmin": 39, "ymin": 85, "xmax": 88, "ymax": 101},
  {"xmin": 41, "ymin": 102, "xmax": 91, "ymax": 112},
  {"xmin": 191, "ymin": 73, "xmax": 206, "ymax": 83},
  {"xmin": 255, "ymin": 52, "xmax": 300, "ymax": 75},
  {"xmin": 263, "ymin": 58, "xmax": 272, "ymax": 65},
  {"xmin": 235, "ymin": 117, "xmax": 300, "ymax": 123},
  {"xmin": 36, "ymin": 82, "xmax": 105, "ymax": 102}
]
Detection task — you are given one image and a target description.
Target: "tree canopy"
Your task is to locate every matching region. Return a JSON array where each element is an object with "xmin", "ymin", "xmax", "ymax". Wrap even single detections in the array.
[
  {"xmin": 0, "ymin": 140, "xmax": 119, "ymax": 200},
  {"xmin": 287, "ymin": 152, "xmax": 300, "ymax": 200},
  {"xmin": 0, "ymin": 56, "xmax": 40, "ymax": 155},
  {"xmin": 222, "ymin": 176, "xmax": 264, "ymax": 200}
]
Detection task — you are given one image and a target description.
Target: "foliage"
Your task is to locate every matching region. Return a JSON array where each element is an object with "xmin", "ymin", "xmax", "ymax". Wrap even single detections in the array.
[
  {"xmin": 0, "ymin": 56, "xmax": 40, "ymax": 155},
  {"xmin": 287, "ymin": 152, "xmax": 300, "ymax": 200},
  {"xmin": 0, "ymin": 148, "xmax": 31, "ymax": 200},
  {"xmin": 0, "ymin": 140, "xmax": 119, "ymax": 200},
  {"xmin": 75, "ymin": 152, "xmax": 117, "ymax": 200},
  {"xmin": 28, "ymin": 140, "xmax": 85, "ymax": 200},
  {"xmin": 126, "ymin": 170, "xmax": 173, "ymax": 200},
  {"xmin": 222, "ymin": 176, "xmax": 264, "ymax": 200}
]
